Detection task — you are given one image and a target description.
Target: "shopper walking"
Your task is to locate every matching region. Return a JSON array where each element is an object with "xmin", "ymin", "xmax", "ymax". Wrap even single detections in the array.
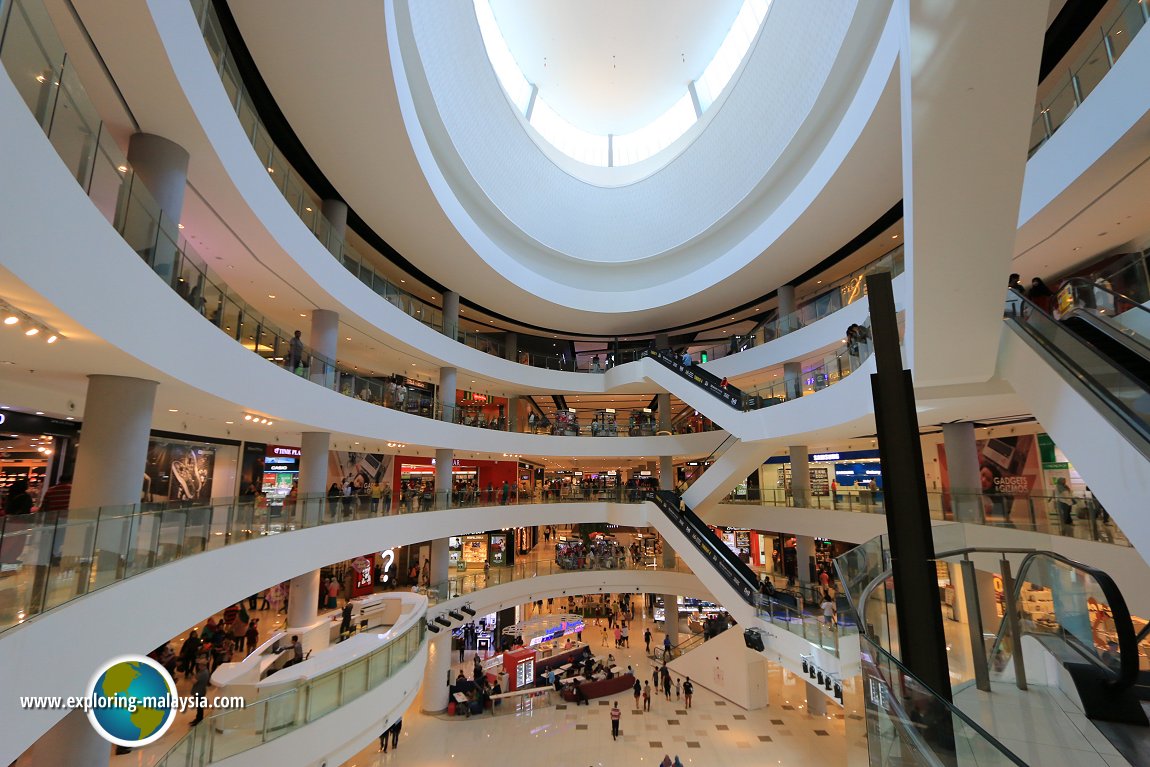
[
  {"xmin": 642, "ymin": 681, "xmax": 652, "ymax": 711},
  {"xmin": 644, "ymin": 627, "xmax": 652, "ymax": 653},
  {"xmin": 610, "ymin": 701, "xmax": 622, "ymax": 740},
  {"xmin": 633, "ymin": 678, "xmax": 642, "ymax": 709},
  {"xmin": 662, "ymin": 666, "xmax": 672, "ymax": 699},
  {"xmin": 683, "ymin": 677, "xmax": 694, "ymax": 708}
]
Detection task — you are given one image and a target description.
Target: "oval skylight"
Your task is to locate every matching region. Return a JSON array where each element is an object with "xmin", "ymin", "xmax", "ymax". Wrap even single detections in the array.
[{"xmin": 475, "ymin": 0, "xmax": 772, "ymax": 168}]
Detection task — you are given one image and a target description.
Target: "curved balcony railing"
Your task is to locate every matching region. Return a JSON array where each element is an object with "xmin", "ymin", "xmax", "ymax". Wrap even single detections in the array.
[
  {"xmin": 186, "ymin": 0, "xmax": 905, "ymax": 373},
  {"xmin": 154, "ymin": 615, "xmax": 426, "ymax": 766},
  {"xmin": 0, "ymin": 486, "xmax": 657, "ymax": 636},
  {"xmin": 724, "ymin": 487, "xmax": 1130, "ymax": 547},
  {"xmin": 1028, "ymin": 0, "xmax": 1149, "ymax": 155}
]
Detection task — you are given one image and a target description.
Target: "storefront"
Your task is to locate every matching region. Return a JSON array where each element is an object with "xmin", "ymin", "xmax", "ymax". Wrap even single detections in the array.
[
  {"xmin": 455, "ymin": 390, "xmax": 508, "ymax": 429},
  {"xmin": 763, "ymin": 449, "xmax": 884, "ymax": 502},
  {"xmin": 389, "ymin": 375, "xmax": 436, "ymax": 418},
  {"xmin": 394, "ymin": 456, "xmax": 518, "ymax": 497},
  {"xmin": 0, "ymin": 410, "xmax": 79, "ymax": 506},
  {"xmin": 449, "ymin": 531, "xmax": 514, "ymax": 569},
  {"xmin": 259, "ymin": 445, "xmax": 300, "ymax": 508},
  {"xmin": 143, "ymin": 432, "xmax": 240, "ymax": 505}
]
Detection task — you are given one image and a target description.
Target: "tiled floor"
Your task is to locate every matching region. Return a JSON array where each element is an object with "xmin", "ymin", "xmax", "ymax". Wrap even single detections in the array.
[
  {"xmin": 340, "ymin": 605, "xmax": 853, "ymax": 767},
  {"xmin": 955, "ymin": 682, "xmax": 1134, "ymax": 767}
]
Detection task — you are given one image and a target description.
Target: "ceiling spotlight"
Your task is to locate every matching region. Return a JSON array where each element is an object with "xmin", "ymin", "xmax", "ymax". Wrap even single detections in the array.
[
  {"xmin": 426, "ymin": 622, "xmax": 441, "ymax": 633},
  {"xmin": 461, "ymin": 605, "xmax": 476, "ymax": 617},
  {"xmin": 244, "ymin": 415, "xmax": 253, "ymax": 421},
  {"xmin": 116, "ymin": 165, "xmax": 128, "ymax": 173},
  {"xmin": 24, "ymin": 328, "xmax": 39, "ymax": 336},
  {"xmin": 3, "ymin": 316, "xmax": 18, "ymax": 325},
  {"xmin": 46, "ymin": 335, "xmax": 58, "ymax": 344},
  {"xmin": 448, "ymin": 610, "xmax": 465, "ymax": 621},
  {"xmin": 434, "ymin": 615, "xmax": 452, "ymax": 627}
]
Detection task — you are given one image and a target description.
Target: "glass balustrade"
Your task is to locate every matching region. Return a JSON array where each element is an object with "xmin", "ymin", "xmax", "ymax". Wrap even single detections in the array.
[
  {"xmin": 724, "ymin": 486, "xmax": 1129, "ymax": 547},
  {"xmin": 186, "ymin": 0, "xmax": 906, "ymax": 374},
  {"xmin": 153, "ymin": 619, "xmax": 426, "ymax": 766},
  {"xmin": 1029, "ymin": 0, "xmax": 1149, "ymax": 155},
  {"xmin": 0, "ymin": 487, "xmax": 656, "ymax": 636}
]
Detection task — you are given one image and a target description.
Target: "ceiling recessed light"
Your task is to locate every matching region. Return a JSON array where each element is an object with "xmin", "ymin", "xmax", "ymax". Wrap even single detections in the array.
[
  {"xmin": 267, "ymin": 294, "xmax": 276, "ymax": 299},
  {"xmin": 267, "ymin": 166, "xmax": 275, "ymax": 173},
  {"xmin": 34, "ymin": 411, "xmax": 44, "ymax": 415},
  {"xmin": 300, "ymin": 313, "xmax": 307, "ymax": 317},
  {"xmin": 177, "ymin": 223, "xmax": 185, "ymax": 230},
  {"xmin": 224, "ymin": 420, "xmax": 233, "ymax": 424},
  {"xmin": 168, "ymin": 408, "xmax": 178, "ymax": 413},
  {"xmin": 65, "ymin": 416, "xmax": 74, "ymax": 420},
  {"xmin": 345, "ymin": 337, "xmax": 352, "ymax": 341},
  {"xmin": 892, "ymin": 234, "xmax": 899, "ymax": 239},
  {"xmin": 46, "ymin": 335, "xmax": 58, "ymax": 344},
  {"xmin": 3, "ymin": 316, "xmax": 18, "ymax": 325},
  {"xmin": 116, "ymin": 165, "xmax": 128, "ymax": 173},
  {"xmin": 24, "ymin": 328, "xmax": 39, "ymax": 336},
  {"xmin": 305, "ymin": 207, "xmax": 312, "ymax": 212}
]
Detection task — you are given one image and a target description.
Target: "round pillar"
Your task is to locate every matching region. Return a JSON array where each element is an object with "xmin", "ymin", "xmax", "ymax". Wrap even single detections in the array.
[
  {"xmin": 71, "ymin": 375, "xmax": 158, "ymax": 513},
  {"xmin": 287, "ymin": 570, "xmax": 320, "ymax": 629},
  {"xmin": 126, "ymin": 132, "xmax": 189, "ymax": 226},
  {"xmin": 320, "ymin": 199, "xmax": 348, "ymax": 252},
  {"xmin": 441, "ymin": 291, "xmax": 460, "ymax": 339},
  {"xmin": 435, "ymin": 448, "xmax": 453, "ymax": 509},
  {"xmin": 439, "ymin": 368, "xmax": 457, "ymax": 423},
  {"xmin": 788, "ymin": 445, "xmax": 810, "ymax": 507},
  {"xmin": 421, "ymin": 631, "xmax": 452, "ymax": 713},
  {"xmin": 309, "ymin": 309, "xmax": 339, "ymax": 387}
]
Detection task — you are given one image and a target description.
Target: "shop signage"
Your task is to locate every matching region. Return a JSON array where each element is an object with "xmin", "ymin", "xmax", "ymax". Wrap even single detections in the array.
[
  {"xmin": 812, "ymin": 453, "xmax": 840, "ymax": 461},
  {"xmin": 266, "ymin": 464, "xmax": 293, "ymax": 472},
  {"xmin": 270, "ymin": 446, "xmax": 302, "ymax": 457},
  {"xmin": 0, "ymin": 413, "xmax": 5, "ymax": 425},
  {"xmin": 639, "ymin": 471, "xmax": 652, "ymax": 476},
  {"xmin": 430, "ymin": 458, "xmax": 462, "ymax": 466}
]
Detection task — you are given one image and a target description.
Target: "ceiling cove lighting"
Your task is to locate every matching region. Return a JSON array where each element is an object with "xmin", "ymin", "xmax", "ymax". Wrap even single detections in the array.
[
  {"xmin": 0, "ymin": 299, "xmax": 64, "ymax": 344},
  {"xmin": 243, "ymin": 414, "xmax": 275, "ymax": 426},
  {"xmin": 476, "ymin": 0, "xmax": 771, "ymax": 167}
]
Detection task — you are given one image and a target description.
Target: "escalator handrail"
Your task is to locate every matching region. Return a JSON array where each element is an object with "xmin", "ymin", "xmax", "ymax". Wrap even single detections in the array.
[
  {"xmin": 1061, "ymin": 308, "xmax": 1150, "ymax": 366},
  {"xmin": 988, "ymin": 549, "xmax": 1140, "ymax": 691},
  {"xmin": 1004, "ymin": 294, "xmax": 1150, "ymax": 450},
  {"xmin": 1058, "ymin": 277, "xmax": 1150, "ymax": 323},
  {"xmin": 645, "ymin": 349, "xmax": 746, "ymax": 409},
  {"xmin": 650, "ymin": 490, "xmax": 760, "ymax": 605}
]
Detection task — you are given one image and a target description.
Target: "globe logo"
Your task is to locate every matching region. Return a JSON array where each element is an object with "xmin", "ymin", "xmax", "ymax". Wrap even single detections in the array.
[{"xmin": 85, "ymin": 655, "xmax": 177, "ymax": 747}]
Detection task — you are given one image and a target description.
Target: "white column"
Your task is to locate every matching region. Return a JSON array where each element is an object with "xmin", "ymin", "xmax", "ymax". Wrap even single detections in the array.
[
  {"xmin": 806, "ymin": 681, "xmax": 828, "ymax": 716},
  {"xmin": 127, "ymin": 132, "xmax": 188, "ymax": 224},
  {"xmin": 788, "ymin": 445, "xmax": 809, "ymax": 507},
  {"xmin": 942, "ymin": 422, "xmax": 982, "ymax": 523},
  {"xmin": 15, "ymin": 709, "xmax": 109, "ymax": 767},
  {"xmin": 439, "ymin": 367, "xmax": 457, "ymax": 424},
  {"xmin": 441, "ymin": 290, "xmax": 460, "ymax": 340},
  {"xmin": 783, "ymin": 362, "xmax": 803, "ymax": 401},
  {"xmin": 899, "ymin": 0, "xmax": 1047, "ymax": 384},
  {"xmin": 796, "ymin": 535, "xmax": 816, "ymax": 589},
  {"xmin": 430, "ymin": 537, "xmax": 450, "ymax": 587},
  {"xmin": 288, "ymin": 432, "xmax": 329, "ymax": 630},
  {"xmin": 421, "ymin": 631, "xmax": 452, "ymax": 713},
  {"xmin": 71, "ymin": 375, "xmax": 158, "ymax": 512},
  {"xmin": 320, "ymin": 198, "xmax": 348, "ymax": 252},
  {"xmin": 435, "ymin": 448, "xmax": 453, "ymax": 510},
  {"xmin": 777, "ymin": 284, "xmax": 797, "ymax": 333},
  {"xmin": 127, "ymin": 133, "xmax": 188, "ymax": 289},
  {"xmin": 309, "ymin": 309, "xmax": 339, "ymax": 387}
]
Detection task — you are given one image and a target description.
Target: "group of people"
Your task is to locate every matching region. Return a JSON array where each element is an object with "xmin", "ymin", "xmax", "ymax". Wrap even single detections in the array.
[
  {"xmin": 325, "ymin": 476, "xmax": 392, "ymax": 515},
  {"xmin": 1008, "ymin": 273, "xmax": 1056, "ymax": 313},
  {"xmin": 172, "ymin": 604, "xmax": 262, "ymax": 680}
]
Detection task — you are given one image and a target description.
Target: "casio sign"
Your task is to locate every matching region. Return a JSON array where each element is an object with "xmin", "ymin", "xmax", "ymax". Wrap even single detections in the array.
[{"xmin": 0, "ymin": 413, "xmax": 5, "ymax": 425}]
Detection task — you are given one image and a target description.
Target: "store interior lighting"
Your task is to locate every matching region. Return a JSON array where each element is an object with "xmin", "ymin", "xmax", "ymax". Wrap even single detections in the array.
[{"xmin": 242, "ymin": 414, "xmax": 275, "ymax": 426}]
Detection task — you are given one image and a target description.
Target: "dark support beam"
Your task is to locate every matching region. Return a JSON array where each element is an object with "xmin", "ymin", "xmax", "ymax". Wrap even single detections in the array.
[{"xmin": 866, "ymin": 271, "xmax": 953, "ymax": 703}]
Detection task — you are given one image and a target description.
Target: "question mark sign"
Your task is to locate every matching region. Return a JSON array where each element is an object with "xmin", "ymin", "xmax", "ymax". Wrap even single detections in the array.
[{"xmin": 379, "ymin": 549, "xmax": 395, "ymax": 583}]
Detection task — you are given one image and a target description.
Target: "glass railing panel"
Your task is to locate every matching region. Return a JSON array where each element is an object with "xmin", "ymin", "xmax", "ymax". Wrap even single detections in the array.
[
  {"xmin": 1074, "ymin": 38, "xmax": 1111, "ymax": 99},
  {"xmin": 1042, "ymin": 79, "xmax": 1078, "ymax": 135},
  {"xmin": 339, "ymin": 657, "xmax": 368, "ymax": 704},
  {"xmin": 305, "ymin": 670, "xmax": 341, "ymax": 721},
  {"xmin": 0, "ymin": 0, "xmax": 65, "ymax": 131}
]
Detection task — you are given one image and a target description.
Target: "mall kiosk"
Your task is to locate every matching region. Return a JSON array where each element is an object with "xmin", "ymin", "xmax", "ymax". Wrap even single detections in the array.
[
  {"xmin": 591, "ymin": 409, "xmax": 619, "ymax": 437},
  {"xmin": 503, "ymin": 646, "xmax": 537, "ymax": 691}
]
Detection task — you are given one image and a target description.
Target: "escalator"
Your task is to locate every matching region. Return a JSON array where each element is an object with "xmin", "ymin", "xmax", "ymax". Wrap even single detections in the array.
[
  {"xmin": 650, "ymin": 490, "xmax": 760, "ymax": 606},
  {"xmin": 1055, "ymin": 278, "xmax": 1150, "ymax": 387},
  {"xmin": 1004, "ymin": 290, "xmax": 1150, "ymax": 451},
  {"xmin": 645, "ymin": 349, "xmax": 747, "ymax": 410},
  {"xmin": 988, "ymin": 551, "xmax": 1148, "ymax": 727}
]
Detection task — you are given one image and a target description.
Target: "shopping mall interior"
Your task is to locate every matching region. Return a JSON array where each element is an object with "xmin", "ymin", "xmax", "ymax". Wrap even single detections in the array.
[{"xmin": 2, "ymin": 0, "xmax": 1150, "ymax": 765}]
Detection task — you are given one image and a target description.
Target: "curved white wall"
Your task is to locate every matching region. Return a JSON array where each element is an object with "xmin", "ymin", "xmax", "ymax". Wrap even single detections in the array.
[{"xmin": 390, "ymin": 0, "xmax": 901, "ymax": 325}]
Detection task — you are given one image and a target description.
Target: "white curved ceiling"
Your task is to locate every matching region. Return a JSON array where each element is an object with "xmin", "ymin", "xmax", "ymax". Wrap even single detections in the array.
[
  {"xmin": 227, "ymin": 0, "xmax": 900, "ymax": 335},
  {"xmin": 488, "ymin": 0, "xmax": 743, "ymax": 133}
]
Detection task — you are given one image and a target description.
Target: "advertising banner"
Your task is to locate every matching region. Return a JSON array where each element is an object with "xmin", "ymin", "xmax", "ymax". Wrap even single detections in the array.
[{"xmin": 144, "ymin": 439, "xmax": 216, "ymax": 503}]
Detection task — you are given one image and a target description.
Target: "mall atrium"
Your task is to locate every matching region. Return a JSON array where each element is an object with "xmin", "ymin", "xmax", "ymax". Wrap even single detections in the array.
[{"xmin": 2, "ymin": 0, "xmax": 1150, "ymax": 765}]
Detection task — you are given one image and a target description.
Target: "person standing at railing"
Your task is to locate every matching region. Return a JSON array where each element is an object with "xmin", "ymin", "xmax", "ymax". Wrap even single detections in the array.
[{"xmin": 287, "ymin": 329, "xmax": 303, "ymax": 374}]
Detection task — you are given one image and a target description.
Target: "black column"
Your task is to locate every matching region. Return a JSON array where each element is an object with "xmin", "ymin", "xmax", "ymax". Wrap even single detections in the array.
[{"xmin": 865, "ymin": 272, "xmax": 952, "ymax": 703}]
